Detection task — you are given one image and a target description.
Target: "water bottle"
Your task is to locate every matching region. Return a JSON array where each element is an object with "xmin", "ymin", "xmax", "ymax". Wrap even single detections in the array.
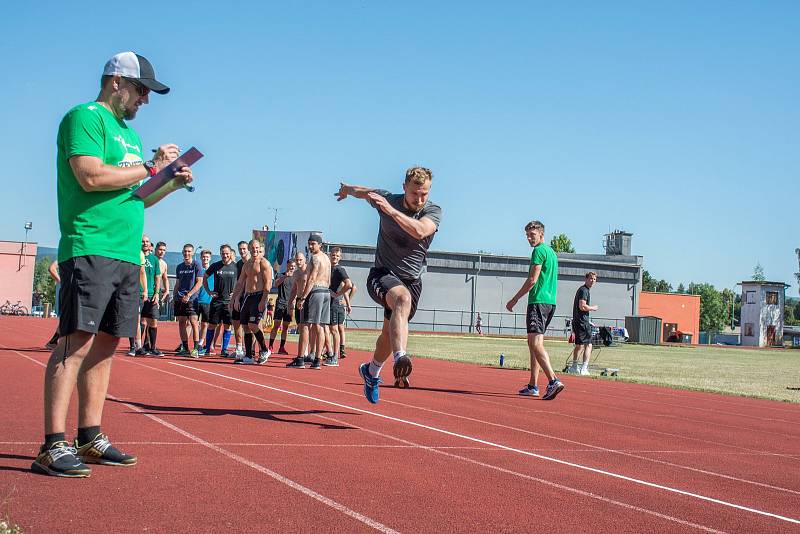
[{"xmin": 499, "ymin": 353, "xmax": 505, "ymax": 367}]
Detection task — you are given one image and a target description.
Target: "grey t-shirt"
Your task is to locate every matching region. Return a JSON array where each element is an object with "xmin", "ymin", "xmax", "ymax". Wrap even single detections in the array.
[{"xmin": 370, "ymin": 189, "xmax": 442, "ymax": 280}]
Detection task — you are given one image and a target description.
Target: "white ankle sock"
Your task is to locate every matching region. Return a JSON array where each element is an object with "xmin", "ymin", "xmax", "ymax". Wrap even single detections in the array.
[
  {"xmin": 393, "ymin": 350, "xmax": 406, "ymax": 363},
  {"xmin": 368, "ymin": 359, "xmax": 384, "ymax": 377}
]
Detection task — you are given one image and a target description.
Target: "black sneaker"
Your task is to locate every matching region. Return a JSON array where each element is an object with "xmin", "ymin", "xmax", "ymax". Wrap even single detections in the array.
[
  {"xmin": 76, "ymin": 433, "xmax": 137, "ymax": 466},
  {"xmin": 149, "ymin": 348, "xmax": 164, "ymax": 357},
  {"xmin": 286, "ymin": 357, "xmax": 305, "ymax": 368},
  {"xmin": 174, "ymin": 344, "xmax": 185, "ymax": 353},
  {"xmin": 303, "ymin": 354, "xmax": 314, "ymax": 364},
  {"xmin": 134, "ymin": 348, "xmax": 148, "ymax": 357},
  {"xmin": 311, "ymin": 357, "xmax": 322, "ymax": 369},
  {"xmin": 393, "ymin": 355, "xmax": 413, "ymax": 389},
  {"xmin": 31, "ymin": 441, "xmax": 91, "ymax": 477}
]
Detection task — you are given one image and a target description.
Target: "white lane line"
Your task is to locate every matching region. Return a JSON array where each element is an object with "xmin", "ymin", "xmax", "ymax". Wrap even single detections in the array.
[
  {"xmin": 170, "ymin": 362, "xmax": 800, "ymax": 526},
  {"xmin": 10, "ymin": 350, "xmax": 398, "ymax": 534},
  {"xmin": 121, "ymin": 359, "xmax": 727, "ymax": 533},
  {"xmin": 235, "ymin": 367, "xmax": 800, "ymax": 495}
]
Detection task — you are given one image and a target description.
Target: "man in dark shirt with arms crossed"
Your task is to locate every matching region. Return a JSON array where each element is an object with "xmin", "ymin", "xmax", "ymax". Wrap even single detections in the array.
[
  {"xmin": 336, "ymin": 166, "xmax": 442, "ymax": 404},
  {"xmin": 570, "ymin": 272, "xmax": 598, "ymax": 375}
]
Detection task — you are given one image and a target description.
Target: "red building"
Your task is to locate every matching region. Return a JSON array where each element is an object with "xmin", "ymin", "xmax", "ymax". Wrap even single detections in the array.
[{"xmin": 638, "ymin": 291, "xmax": 701, "ymax": 344}]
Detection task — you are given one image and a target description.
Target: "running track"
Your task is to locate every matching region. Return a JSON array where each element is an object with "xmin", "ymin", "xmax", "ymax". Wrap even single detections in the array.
[{"xmin": 2, "ymin": 317, "xmax": 799, "ymax": 533}]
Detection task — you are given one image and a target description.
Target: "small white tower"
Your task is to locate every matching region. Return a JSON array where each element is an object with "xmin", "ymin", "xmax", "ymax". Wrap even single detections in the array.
[{"xmin": 740, "ymin": 281, "xmax": 789, "ymax": 347}]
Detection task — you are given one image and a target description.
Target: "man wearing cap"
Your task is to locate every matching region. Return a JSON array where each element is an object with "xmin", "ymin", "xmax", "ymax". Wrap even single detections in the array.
[
  {"xmin": 34, "ymin": 52, "xmax": 193, "ymax": 478},
  {"xmin": 335, "ymin": 167, "xmax": 442, "ymax": 403}
]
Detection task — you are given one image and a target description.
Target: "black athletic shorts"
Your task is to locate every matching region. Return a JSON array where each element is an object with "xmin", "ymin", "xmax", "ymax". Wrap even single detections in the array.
[
  {"xmin": 526, "ymin": 303, "xmax": 555, "ymax": 335},
  {"xmin": 294, "ymin": 303, "xmax": 309, "ymax": 325},
  {"xmin": 231, "ymin": 293, "xmax": 245, "ymax": 322},
  {"xmin": 274, "ymin": 304, "xmax": 292, "ymax": 323},
  {"xmin": 367, "ymin": 267, "xmax": 422, "ymax": 321},
  {"xmin": 573, "ymin": 319, "xmax": 592, "ymax": 345},
  {"xmin": 58, "ymin": 255, "xmax": 140, "ymax": 339},
  {"xmin": 140, "ymin": 299, "xmax": 159, "ymax": 320},
  {"xmin": 330, "ymin": 302, "xmax": 346, "ymax": 325},
  {"xmin": 240, "ymin": 292, "xmax": 264, "ymax": 326},
  {"xmin": 174, "ymin": 298, "xmax": 198, "ymax": 317},
  {"xmin": 198, "ymin": 302, "xmax": 212, "ymax": 323},
  {"xmin": 209, "ymin": 299, "xmax": 232, "ymax": 325}
]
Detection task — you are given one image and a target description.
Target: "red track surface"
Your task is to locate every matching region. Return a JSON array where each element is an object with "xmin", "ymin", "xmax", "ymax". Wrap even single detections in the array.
[{"xmin": 2, "ymin": 317, "xmax": 799, "ymax": 533}]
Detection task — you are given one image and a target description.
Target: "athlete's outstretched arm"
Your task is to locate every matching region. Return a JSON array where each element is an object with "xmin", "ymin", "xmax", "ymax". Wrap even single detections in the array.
[{"xmin": 335, "ymin": 183, "xmax": 376, "ymax": 202}]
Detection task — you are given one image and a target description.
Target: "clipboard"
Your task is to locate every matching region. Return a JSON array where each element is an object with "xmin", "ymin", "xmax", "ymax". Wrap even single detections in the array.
[{"xmin": 134, "ymin": 147, "xmax": 203, "ymax": 199}]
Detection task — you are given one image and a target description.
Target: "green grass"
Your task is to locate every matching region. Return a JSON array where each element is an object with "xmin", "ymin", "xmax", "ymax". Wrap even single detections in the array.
[{"xmin": 342, "ymin": 330, "xmax": 800, "ymax": 403}]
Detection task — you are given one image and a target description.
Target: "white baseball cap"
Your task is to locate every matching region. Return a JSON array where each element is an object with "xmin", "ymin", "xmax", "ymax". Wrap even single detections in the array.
[{"xmin": 103, "ymin": 51, "xmax": 170, "ymax": 94}]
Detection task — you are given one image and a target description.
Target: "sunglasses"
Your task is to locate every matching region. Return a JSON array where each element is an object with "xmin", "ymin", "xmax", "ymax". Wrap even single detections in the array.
[{"xmin": 124, "ymin": 77, "xmax": 150, "ymax": 96}]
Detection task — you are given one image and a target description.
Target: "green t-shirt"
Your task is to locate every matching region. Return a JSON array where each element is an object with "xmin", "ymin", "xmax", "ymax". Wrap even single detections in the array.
[
  {"xmin": 528, "ymin": 243, "xmax": 558, "ymax": 305},
  {"xmin": 141, "ymin": 253, "xmax": 161, "ymax": 296},
  {"xmin": 57, "ymin": 102, "xmax": 145, "ymax": 265}
]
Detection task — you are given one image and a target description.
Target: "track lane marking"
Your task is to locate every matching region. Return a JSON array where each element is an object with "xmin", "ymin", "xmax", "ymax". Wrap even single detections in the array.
[
  {"xmin": 168, "ymin": 361, "xmax": 800, "ymax": 526},
  {"xmin": 9, "ymin": 350, "xmax": 398, "ymax": 534}
]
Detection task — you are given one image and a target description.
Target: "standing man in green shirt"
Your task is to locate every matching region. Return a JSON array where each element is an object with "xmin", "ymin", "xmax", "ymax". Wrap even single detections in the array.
[
  {"xmin": 139, "ymin": 235, "xmax": 162, "ymax": 356},
  {"xmin": 506, "ymin": 220, "xmax": 565, "ymax": 401},
  {"xmin": 33, "ymin": 51, "xmax": 193, "ymax": 478}
]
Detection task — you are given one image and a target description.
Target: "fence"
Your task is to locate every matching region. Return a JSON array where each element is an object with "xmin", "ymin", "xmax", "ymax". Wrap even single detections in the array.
[{"xmin": 345, "ymin": 305, "xmax": 625, "ymax": 338}]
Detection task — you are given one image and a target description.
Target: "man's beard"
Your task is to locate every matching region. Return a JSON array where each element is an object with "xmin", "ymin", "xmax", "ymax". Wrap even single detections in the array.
[{"xmin": 123, "ymin": 106, "xmax": 138, "ymax": 120}]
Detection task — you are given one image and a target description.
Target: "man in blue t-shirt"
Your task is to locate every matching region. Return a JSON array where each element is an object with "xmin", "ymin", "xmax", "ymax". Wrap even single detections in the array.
[
  {"xmin": 196, "ymin": 249, "xmax": 216, "ymax": 355},
  {"xmin": 174, "ymin": 244, "xmax": 204, "ymax": 356}
]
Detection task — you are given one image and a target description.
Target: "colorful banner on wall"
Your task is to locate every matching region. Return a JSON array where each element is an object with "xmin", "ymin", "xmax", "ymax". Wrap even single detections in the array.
[{"xmin": 251, "ymin": 230, "xmax": 321, "ymax": 275}]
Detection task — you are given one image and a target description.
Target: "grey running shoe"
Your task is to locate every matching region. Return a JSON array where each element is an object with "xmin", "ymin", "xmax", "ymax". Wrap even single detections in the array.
[
  {"xmin": 286, "ymin": 357, "xmax": 305, "ymax": 368},
  {"xmin": 518, "ymin": 384, "xmax": 539, "ymax": 397},
  {"xmin": 323, "ymin": 356, "xmax": 339, "ymax": 367},
  {"xmin": 257, "ymin": 350, "xmax": 271, "ymax": 365},
  {"xmin": 76, "ymin": 433, "xmax": 137, "ymax": 466},
  {"xmin": 542, "ymin": 379, "xmax": 565, "ymax": 401},
  {"xmin": 31, "ymin": 441, "xmax": 91, "ymax": 478}
]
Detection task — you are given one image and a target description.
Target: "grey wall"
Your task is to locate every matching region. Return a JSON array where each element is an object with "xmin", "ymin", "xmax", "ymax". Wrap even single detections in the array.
[{"xmin": 334, "ymin": 244, "xmax": 642, "ymax": 336}]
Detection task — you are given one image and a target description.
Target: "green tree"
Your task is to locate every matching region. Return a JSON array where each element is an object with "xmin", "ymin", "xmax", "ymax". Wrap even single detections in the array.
[
  {"xmin": 752, "ymin": 262, "xmax": 766, "ymax": 282},
  {"xmin": 33, "ymin": 257, "xmax": 57, "ymax": 306},
  {"xmin": 785, "ymin": 304, "xmax": 799, "ymax": 326},
  {"xmin": 720, "ymin": 288, "xmax": 737, "ymax": 329},
  {"xmin": 550, "ymin": 233, "xmax": 575, "ymax": 253},
  {"xmin": 795, "ymin": 300, "xmax": 800, "ymax": 322},
  {"xmin": 655, "ymin": 280, "xmax": 673, "ymax": 292},
  {"xmin": 688, "ymin": 282, "xmax": 726, "ymax": 332},
  {"xmin": 676, "ymin": 283, "xmax": 686, "ymax": 294},
  {"xmin": 642, "ymin": 270, "xmax": 654, "ymax": 291}
]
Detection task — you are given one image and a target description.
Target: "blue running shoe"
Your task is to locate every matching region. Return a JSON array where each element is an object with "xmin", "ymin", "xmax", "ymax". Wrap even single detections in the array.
[
  {"xmin": 359, "ymin": 363, "xmax": 382, "ymax": 404},
  {"xmin": 518, "ymin": 384, "xmax": 539, "ymax": 397},
  {"xmin": 542, "ymin": 379, "xmax": 565, "ymax": 400}
]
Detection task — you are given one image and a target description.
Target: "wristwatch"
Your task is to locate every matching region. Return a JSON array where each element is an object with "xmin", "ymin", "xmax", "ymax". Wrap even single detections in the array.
[{"xmin": 142, "ymin": 160, "xmax": 158, "ymax": 177}]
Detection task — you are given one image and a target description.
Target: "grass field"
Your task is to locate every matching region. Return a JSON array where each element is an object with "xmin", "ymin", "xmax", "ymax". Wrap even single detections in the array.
[{"xmin": 341, "ymin": 330, "xmax": 800, "ymax": 403}]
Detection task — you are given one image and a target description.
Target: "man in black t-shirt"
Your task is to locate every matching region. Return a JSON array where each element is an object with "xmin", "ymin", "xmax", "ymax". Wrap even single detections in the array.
[
  {"xmin": 269, "ymin": 260, "xmax": 297, "ymax": 354},
  {"xmin": 203, "ymin": 244, "xmax": 238, "ymax": 356},
  {"xmin": 323, "ymin": 246, "xmax": 353, "ymax": 367},
  {"xmin": 570, "ymin": 272, "xmax": 598, "ymax": 375},
  {"xmin": 336, "ymin": 167, "xmax": 442, "ymax": 403},
  {"xmin": 231, "ymin": 240, "xmax": 250, "ymax": 359}
]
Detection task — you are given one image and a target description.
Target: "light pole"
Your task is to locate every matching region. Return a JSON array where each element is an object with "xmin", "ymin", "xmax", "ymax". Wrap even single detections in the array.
[
  {"xmin": 265, "ymin": 207, "xmax": 284, "ymax": 232},
  {"xmin": 20, "ymin": 221, "xmax": 33, "ymax": 270}
]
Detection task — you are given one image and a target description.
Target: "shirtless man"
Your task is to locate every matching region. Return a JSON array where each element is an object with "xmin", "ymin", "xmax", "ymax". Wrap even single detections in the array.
[
  {"xmin": 285, "ymin": 252, "xmax": 311, "ymax": 368},
  {"xmin": 297, "ymin": 235, "xmax": 331, "ymax": 370},
  {"xmin": 232, "ymin": 239, "xmax": 273, "ymax": 365}
]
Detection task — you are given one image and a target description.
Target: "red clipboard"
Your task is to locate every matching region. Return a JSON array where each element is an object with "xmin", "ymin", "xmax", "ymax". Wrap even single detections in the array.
[{"xmin": 134, "ymin": 147, "xmax": 203, "ymax": 199}]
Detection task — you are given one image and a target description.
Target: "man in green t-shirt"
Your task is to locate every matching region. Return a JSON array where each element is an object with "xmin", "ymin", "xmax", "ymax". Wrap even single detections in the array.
[
  {"xmin": 506, "ymin": 220, "xmax": 564, "ymax": 401},
  {"xmin": 138, "ymin": 235, "xmax": 162, "ymax": 356},
  {"xmin": 34, "ymin": 52, "xmax": 194, "ymax": 478}
]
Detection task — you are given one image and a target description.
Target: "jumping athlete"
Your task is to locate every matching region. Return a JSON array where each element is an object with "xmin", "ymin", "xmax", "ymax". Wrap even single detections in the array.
[{"xmin": 335, "ymin": 166, "xmax": 442, "ymax": 403}]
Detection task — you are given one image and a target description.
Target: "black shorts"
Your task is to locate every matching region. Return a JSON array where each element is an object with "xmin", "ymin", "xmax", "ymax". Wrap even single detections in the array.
[
  {"xmin": 231, "ymin": 294, "xmax": 245, "ymax": 322},
  {"xmin": 330, "ymin": 302, "xmax": 346, "ymax": 325},
  {"xmin": 58, "ymin": 255, "xmax": 140, "ymax": 339},
  {"xmin": 209, "ymin": 299, "xmax": 232, "ymax": 325},
  {"xmin": 140, "ymin": 299, "xmax": 160, "ymax": 320},
  {"xmin": 573, "ymin": 320, "xmax": 592, "ymax": 345},
  {"xmin": 526, "ymin": 303, "xmax": 555, "ymax": 335},
  {"xmin": 198, "ymin": 302, "xmax": 212, "ymax": 322},
  {"xmin": 295, "ymin": 303, "xmax": 309, "ymax": 325},
  {"xmin": 367, "ymin": 267, "xmax": 422, "ymax": 321},
  {"xmin": 274, "ymin": 304, "xmax": 293, "ymax": 323},
  {"xmin": 240, "ymin": 292, "xmax": 264, "ymax": 326},
  {"xmin": 174, "ymin": 299, "xmax": 198, "ymax": 317}
]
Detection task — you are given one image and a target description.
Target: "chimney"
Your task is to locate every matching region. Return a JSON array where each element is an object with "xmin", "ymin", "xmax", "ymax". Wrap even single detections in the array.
[{"xmin": 604, "ymin": 230, "xmax": 633, "ymax": 256}]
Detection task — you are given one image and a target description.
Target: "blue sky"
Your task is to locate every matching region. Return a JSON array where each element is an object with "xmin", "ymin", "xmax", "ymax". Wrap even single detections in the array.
[{"xmin": 1, "ymin": 1, "xmax": 798, "ymax": 293}]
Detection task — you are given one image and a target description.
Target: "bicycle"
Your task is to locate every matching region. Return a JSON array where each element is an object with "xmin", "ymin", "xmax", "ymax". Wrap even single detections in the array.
[{"xmin": 0, "ymin": 300, "xmax": 29, "ymax": 316}]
